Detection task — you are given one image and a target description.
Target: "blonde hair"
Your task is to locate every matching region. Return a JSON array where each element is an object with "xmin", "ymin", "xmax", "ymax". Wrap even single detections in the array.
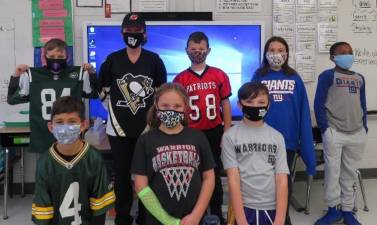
[{"xmin": 147, "ymin": 83, "xmax": 189, "ymax": 129}]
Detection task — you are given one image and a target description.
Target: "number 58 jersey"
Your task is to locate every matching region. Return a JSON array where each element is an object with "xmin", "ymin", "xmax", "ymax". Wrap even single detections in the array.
[
  {"xmin": 27, "ymin": 67, "xmax": 84, "ymax": 153},
  {"xmin": 174, "ymin": 66, "xmax": 231, "ymax": 130}
]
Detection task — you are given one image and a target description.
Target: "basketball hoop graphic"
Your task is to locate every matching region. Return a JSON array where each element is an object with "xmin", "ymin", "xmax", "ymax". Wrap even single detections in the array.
[{"xmin": 160, "ymin": 166, "xmax": 195, "ymax": 201}]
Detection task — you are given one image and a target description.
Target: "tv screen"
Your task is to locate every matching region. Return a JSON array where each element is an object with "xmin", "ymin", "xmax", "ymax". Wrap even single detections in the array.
[{"xmin": 83, "ymin": 21, "xmax": 264, "ymax": 120}]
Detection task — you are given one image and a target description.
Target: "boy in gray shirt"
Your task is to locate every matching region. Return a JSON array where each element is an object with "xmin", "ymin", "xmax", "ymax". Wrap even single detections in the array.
[
  {"xmin": 222, "ymin": 82, "xmax": 289, "ymax": 225},
  {"xmin": 314, "ymin": 42, "xmax": 367, "ymax": 225}
]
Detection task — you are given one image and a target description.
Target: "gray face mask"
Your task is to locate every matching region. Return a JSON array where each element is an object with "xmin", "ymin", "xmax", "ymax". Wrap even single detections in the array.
[{"xmin": 52, "ymin": 124, "xmax": 81, "ymax": 144}]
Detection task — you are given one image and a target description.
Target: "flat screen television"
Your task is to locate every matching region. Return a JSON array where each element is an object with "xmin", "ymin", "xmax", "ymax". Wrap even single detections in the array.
[{"xmin": 83, "ymin": 21, "xmax": 264, "ymax": 120}]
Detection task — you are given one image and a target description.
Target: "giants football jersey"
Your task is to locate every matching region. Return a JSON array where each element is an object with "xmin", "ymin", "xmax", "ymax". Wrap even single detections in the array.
[{"xmin": 174, "ymin": 66, "xmax": 231, "ymax": 130}]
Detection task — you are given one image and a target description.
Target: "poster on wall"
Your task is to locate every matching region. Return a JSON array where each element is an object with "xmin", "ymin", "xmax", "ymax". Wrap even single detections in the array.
[
  {"xmin": 31, "ymin": 0, "xmax": 73, "ymax": 47},
  {"xmin": 76, "ymin": 0, "xmax": 103, "ymax": 7},
  {"xmin": 216, "ymin": 0, "xmax": 262, "ymax": 12},
  {"xmin": 0, "ymin": 20, "xmax": 29, "ymax": 126},
  {"xmin": 295, "ymin": 0, "xmax": 317, "ymax": 81},
  {"xmin": 317, "ymin": 0, "xmax": 337, "ymax": 53},
  {"xmin": 137, "ymin": 0, "xmax": 168, "ymax": 12},
  {"xmin": 106, "ymin": 0, "xmax": 130, "ymax": 13},
  {"xmin": 272, "ymin": 0, "xmax": 296, "ymax": 66}
]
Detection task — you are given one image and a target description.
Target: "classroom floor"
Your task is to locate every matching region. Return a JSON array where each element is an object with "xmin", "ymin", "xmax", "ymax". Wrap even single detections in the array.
[{"xmin": 1, "ymin": 179, "xmax": 376, "ymax": 225}]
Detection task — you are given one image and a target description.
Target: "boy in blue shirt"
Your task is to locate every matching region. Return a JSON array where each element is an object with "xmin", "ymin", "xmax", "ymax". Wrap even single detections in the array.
[{"xmin": 314, "ymin": 42, "xmax": 367, "ymax": 225}]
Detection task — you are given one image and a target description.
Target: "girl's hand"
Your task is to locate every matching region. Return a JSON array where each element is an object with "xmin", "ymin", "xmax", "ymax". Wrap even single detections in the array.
[
  {"xmin": 180, "ymin": 213, "xmax": 200, "ymax": 225},
  {"xmin": 82, "ymin": 63, "xmax": 96, "ymax": 74},
  {"xmin": 14, "ymin": 64, "xmax": 29, "ymax": 77}
]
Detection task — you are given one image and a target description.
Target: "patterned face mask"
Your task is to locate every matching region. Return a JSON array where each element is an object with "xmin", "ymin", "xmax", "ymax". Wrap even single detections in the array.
[
  {"xmin": 52, "ymin": 124, "xmax": 81, "ymax": 144},
  {"xmin": 186, "ymin": 50, "xmax": 208, "ymax": 64},
  {"xmin": 157, "ymin": 110, "xmax": 184, "ymax": 128},
  {"xmin": 266, "ymin": 52, "xmax": 287, "ymax": 68}
]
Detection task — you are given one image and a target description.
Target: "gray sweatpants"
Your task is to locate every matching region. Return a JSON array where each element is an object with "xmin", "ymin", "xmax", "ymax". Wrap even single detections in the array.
[{"xmin": 322, "ymin": 127, "xmax": 366, "ymax": 211}]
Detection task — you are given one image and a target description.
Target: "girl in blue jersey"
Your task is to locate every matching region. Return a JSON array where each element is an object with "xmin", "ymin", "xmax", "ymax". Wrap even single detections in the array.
[{"xmin": 252, "ymin": 36, "xmax": 316, "ymax": 225}]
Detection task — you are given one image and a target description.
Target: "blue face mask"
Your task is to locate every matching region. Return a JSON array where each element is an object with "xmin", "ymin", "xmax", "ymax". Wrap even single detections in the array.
[
  {"xmin": 52, "ymin": 124, "xmax": 81, "ymax": 144},
  {"xmin": 333, "ymin": 54, "xmax": 354, "ymax": 70}
]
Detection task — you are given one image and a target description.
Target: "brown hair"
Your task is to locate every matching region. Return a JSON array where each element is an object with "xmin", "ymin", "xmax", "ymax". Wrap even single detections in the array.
[
  {"xmin": 147, "ymin": 83, "xmax": 189, "ymax": 129},
  {"xmin": 186, "ymin": 31, "xmax": 209, "ymax": 48},
  {"xmin": 238, "ymin": 81, "xmax": 269, "ymax": 103},
  {"xmin": 255, "ymin": 36, "xmax": 296, "ymax": 76},
  {"xmin": 43, "ymin": 38, "xmax": 67, "ymax": 56},
  {"xmin": 51, "ymin": 96, "xmax": 85, "ymax": 121}
]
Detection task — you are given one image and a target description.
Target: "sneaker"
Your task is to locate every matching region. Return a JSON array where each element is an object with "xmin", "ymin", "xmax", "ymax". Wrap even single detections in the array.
[
  {"xmin": 342, "ymin": 211, "xmax": 361, "ymax": 225},
  {"xmin": 314, "ymin": 206, "xmax": 343, "ymax": 225}
]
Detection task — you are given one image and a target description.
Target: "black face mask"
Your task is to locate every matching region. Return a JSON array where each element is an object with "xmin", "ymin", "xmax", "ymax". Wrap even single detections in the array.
[
  {"xmin": 242, "ymin": 105, "xmax": 268, "ymax": 121},
  {"xmin": 46, "ymin": 58, "xmax": 67, "ymax": 73},
  {"xmin": 123, "ymin": 32, "xmax": 144, "ymax": 48}
]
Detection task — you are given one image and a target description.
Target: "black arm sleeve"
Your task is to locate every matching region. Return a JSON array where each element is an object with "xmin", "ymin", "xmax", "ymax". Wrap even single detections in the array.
[
  {"xmin": 90, "ymin": 213, "xmax": 106, "ymax": 225},
  {"xmin": 89, "ymin": 72, "xmax": 100, "ymax": 93},
  {"xmin": 7, "ymin": 76, "xmax": 29, "ymax": 105}
]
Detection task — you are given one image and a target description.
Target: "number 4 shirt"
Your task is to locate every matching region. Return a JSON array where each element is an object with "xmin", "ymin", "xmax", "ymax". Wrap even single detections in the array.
[
  {"xmin": 173, "ymin": 66, "xmax": 231, "ymax": 130},
  {"xmin": 7, "ymin": 67, "xmax": 94, "ymax": 153},
  {"xmin": 32, "ymin": 142, "xmax": 115, "ymax": 225}
]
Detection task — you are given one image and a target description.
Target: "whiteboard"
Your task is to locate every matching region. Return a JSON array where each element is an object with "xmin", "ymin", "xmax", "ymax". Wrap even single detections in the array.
[
  {"xmin": 0, "ymin": 19, "xmax": 28, "ymax": 125},
  {"xmin": 338, "ymin": 0, "xmax": 377, "ymax": 111}
]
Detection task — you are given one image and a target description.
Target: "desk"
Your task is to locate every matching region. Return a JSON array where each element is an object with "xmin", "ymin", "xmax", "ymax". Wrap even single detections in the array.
[{"xmin": 0, "ymin": 127, "xmax": 29, "ymax": 220}]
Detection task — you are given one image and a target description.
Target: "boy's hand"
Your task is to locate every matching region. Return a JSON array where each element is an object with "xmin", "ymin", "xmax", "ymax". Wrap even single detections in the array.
[
  {"xmin": 82, "ymin": 63, "xmax": 96, "ymax": 74},
  {"xmin": 14, "ymin": 64, "xmax": 29, "ymax": 77},
  {"xmin": 180, "ymin": 213, "xmax": 200, "ymax": 225}
]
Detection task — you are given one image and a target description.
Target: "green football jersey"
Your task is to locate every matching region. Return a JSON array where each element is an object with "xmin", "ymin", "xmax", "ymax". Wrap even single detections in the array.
[
  {"xmin": 28, "ymin": 67, "xmax": 84, "ymax": 153},
  {"xmin": 32, "ymin": 142, "xmax": 115, "ymax": 225}
]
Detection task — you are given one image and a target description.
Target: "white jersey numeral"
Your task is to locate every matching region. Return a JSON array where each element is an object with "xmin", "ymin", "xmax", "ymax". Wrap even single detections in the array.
[
  {"xmin": 59, "ymin": 182, "xmax": 82, "ymax": 225},
  {"xmin": 189, "ymin": 94, "xmax": 216, "ymax": 121},
  {"xmin": 41, "ymin": 88, "xmax": 71, "ymax": 120}
]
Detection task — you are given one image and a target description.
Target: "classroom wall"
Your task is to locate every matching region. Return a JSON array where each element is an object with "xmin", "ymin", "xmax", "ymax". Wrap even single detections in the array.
[{"xmin": 1, "ymin": 0, "xmax": 376, "ymax": 183}]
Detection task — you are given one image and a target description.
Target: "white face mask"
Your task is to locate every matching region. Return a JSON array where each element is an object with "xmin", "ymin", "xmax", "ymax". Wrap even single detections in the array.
[{"xmin": 266, "ymin": 52, "xmax": 287, "ymax": 68}]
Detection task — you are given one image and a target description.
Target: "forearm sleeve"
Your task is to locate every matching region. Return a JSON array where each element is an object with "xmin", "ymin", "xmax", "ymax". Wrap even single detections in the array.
[{"xmin": 137, "ymin": 186, "xmax": 180, "ymax": 225}]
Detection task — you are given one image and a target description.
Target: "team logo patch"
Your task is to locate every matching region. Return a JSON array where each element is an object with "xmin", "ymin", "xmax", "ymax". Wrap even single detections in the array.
[
  {"xmin": 69, "ymin": 72, "xmax": 79, "ymax": 79},
  {"xmin": 116, "ymin": 73, "xmax": 154, "ymax": 114}
]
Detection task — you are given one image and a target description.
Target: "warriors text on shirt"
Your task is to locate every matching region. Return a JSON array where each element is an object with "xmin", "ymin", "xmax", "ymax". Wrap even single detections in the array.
[{"xmin": 235, "ymin": 143, "xmax": 277, "ymax": 154}]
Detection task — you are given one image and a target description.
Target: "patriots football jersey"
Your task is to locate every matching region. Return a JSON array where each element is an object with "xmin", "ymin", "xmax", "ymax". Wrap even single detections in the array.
[{"xmin": 174, "ymin": 66, "xmax": 231, "ymax": 130}]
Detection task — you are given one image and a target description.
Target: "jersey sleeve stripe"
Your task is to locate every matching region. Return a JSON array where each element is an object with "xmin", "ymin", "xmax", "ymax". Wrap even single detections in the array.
[
  {"xmin": 32, "ymin": 214, "xmax": 54, "ymax": 220},
  {"xmin": 27, "ymin": 68, "xmax": 32, "ymax": 82},
  {"xmin": 108, "ymin": 100, "xmax": 126, "ymax": 136},
  {"xmin": 32, "ymin": 203, "xmax": 54, "ymax": 212},
  {"xmin": 32, "ymin": 204, "xmax": 54, "ymax": 220},
  {"xmin": 89, "ymin": 191, "xmax": 116, "ymax": 211},
  {"xmin": 79, "ymin": 66, "xmax": 84, "ymax": 81}
]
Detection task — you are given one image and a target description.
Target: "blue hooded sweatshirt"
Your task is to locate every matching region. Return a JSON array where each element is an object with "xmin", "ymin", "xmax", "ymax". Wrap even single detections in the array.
[{"xmin": 252, "ymin": 69, "xmax": 316, "ymax": 175}]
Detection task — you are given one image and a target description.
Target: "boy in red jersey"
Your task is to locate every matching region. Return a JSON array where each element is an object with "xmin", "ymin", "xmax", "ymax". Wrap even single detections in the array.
[{"xmin": 173, "ymin": 31, "xmax": 232, "ymax": 224}]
